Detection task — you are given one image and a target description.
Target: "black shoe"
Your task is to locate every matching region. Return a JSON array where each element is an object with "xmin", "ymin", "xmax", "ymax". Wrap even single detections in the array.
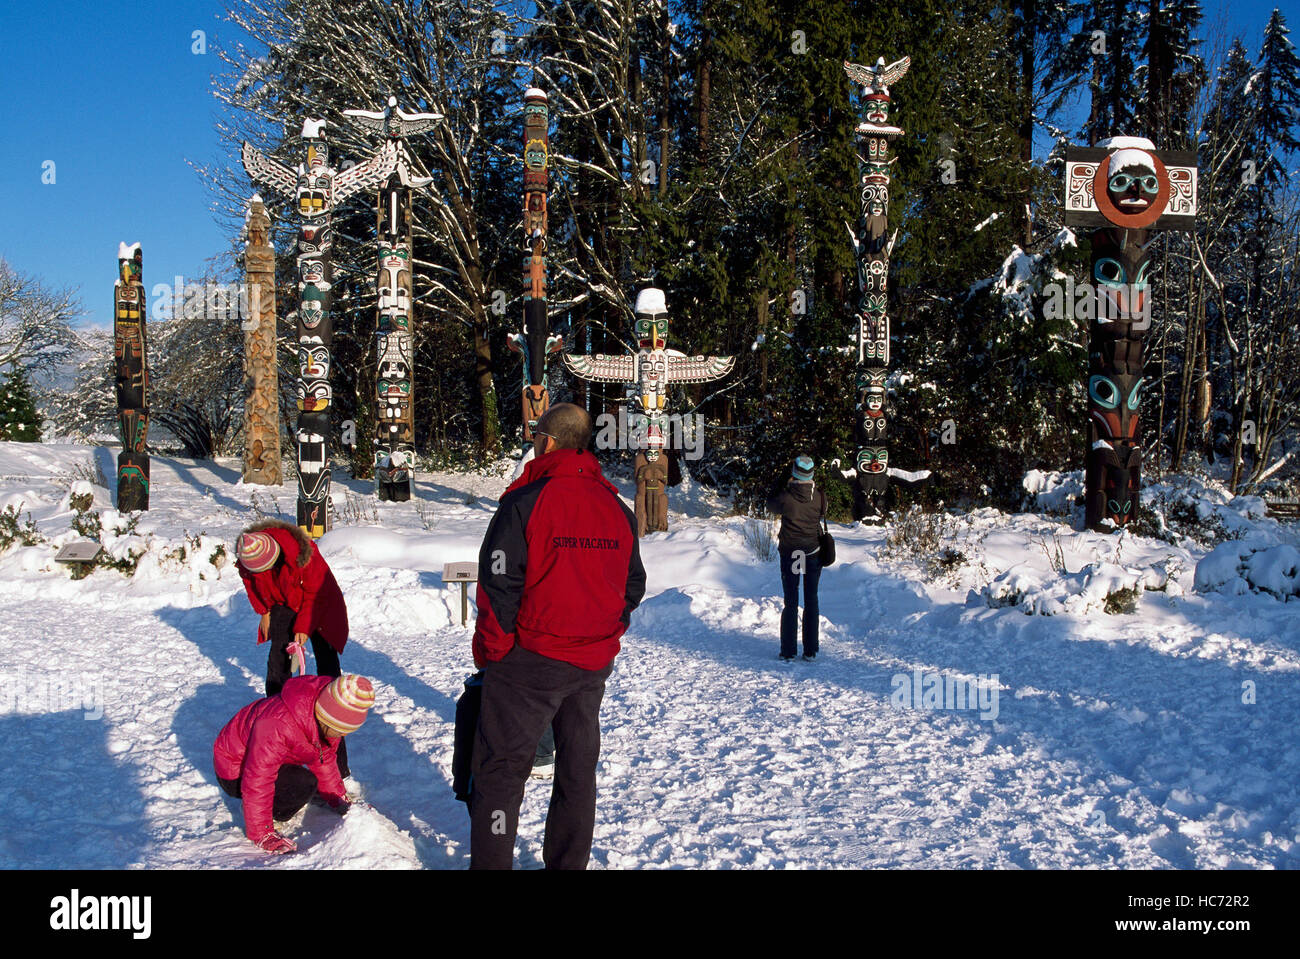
[
  {"xmin": 802, "ymin": 653, "xmax": 816, "ymax": 661},
  {"xmin": 779, "ymin": 653, "xmax": 795, "ymax": 661}
]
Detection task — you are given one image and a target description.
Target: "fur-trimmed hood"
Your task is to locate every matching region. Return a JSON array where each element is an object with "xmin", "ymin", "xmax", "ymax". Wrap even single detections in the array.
[{"xmin": 241, "ymin": 518, "xmax": 313, "ymax": 568}]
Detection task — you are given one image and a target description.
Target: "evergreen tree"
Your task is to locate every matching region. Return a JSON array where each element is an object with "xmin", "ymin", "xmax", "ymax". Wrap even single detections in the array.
[{"xmin": 0, "ymin": 365, "xmax": 43, "ymax": 442}]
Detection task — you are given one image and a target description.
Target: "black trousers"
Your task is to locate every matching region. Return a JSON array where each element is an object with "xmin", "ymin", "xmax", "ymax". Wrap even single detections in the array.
[
  {"xmin": 218, "ymin": 766, "xmax": 317, "ymax": 823},
  {"xmin": 779, "ymin": 547, "xmax": 822, "ymax": 657},
  {"xmin": 264, "ymin": 605, "xmax": 348, "ymax": 777},
  {"xmin": 469, "ymin": 646, "xmax": 612, "ymax": 870}
]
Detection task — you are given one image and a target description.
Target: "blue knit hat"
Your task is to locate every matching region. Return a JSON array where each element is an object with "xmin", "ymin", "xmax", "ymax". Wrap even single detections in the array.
[{"xmin": 791, "ymin": 455, "xmax": 814, "ymax": 482}]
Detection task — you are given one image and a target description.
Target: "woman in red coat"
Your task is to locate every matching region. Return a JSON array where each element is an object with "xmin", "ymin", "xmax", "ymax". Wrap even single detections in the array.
[
  {"xmin": 214, "ymin": 673, "xmax": 374, "ymax": 854},
  {"xmin": 236, "ymin": 519, "xmax": 352, "ymax": 772}
]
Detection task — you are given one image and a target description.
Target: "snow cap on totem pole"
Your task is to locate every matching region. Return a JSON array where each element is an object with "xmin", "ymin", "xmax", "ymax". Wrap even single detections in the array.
[
  {"xmin": 635, "ymin": 287, "xmax": 668, "ymax": 351},
  {"xmin": 525, "ymin": 87, "xmax": 547, "ymax": 103},
  {"xmin": 301, "ymin": 118, "xmax": 327, "ymax": 139}
]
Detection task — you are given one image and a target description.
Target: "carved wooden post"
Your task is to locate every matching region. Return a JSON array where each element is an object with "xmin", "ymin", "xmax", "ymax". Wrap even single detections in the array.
[
  {"xmin": 114, "ymin": 242, "xmax": 149, "ymax": 511},
  {"xmin": 1063, "ymin": 137, "xmax": 1197, "ymax": 531},
  {"xmin": 242, "ymin": 196, "xmax": 282, "ymax": 485}
]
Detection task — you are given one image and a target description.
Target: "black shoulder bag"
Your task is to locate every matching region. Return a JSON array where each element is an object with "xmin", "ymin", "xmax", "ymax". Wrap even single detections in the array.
[{"xmin": 817, "ymin": 492, "xmax": 835, "ymax": 567}]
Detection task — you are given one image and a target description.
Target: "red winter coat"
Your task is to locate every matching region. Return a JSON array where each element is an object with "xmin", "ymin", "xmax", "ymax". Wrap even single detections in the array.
[
  {"xmin": 473, "ymin": 448, "xmax": 646, "ymax": 671},
  {"xmin": 213, "ymin": 675, "xmax": 346, "ymax": 843},
  {"xmin": 237, "ymin": 519, "xmax": 348, "ymax": 653}
]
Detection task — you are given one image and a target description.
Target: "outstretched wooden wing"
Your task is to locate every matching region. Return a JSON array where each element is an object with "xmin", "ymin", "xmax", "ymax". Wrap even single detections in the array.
[
  {"xmin": 664, "ymin": 354, "xmax": 735, "ymax": 384},
  {"xmin": 562, "ymin": 353, "xmax": 637, "ymax": 383},
  {"xmin": 843, "ymin": 56, "xmax": 910, "ymax": 89},
  {"xmin": 333, "ymin": 139, "xmax": 399, "ymax": 203},
  {"xmin": 241, "ymin": 142, "xmax": 296, "ymax": 199},
  {"xmin": 878, "ymin": 56, "xmax": 911, "ymax": 87}
]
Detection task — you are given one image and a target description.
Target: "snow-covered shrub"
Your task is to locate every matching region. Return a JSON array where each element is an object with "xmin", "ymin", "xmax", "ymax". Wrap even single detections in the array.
[
  {"xmin": 882, "ymin": 506, "xmax": 967, "ymax": 579},
  {"xmin": 0, "ymin": 505, "xmax": 43, "ymax": 553},
  {"xmin": 1195, "ymin": 541, "xmax": 1300, "ymax": 600}
]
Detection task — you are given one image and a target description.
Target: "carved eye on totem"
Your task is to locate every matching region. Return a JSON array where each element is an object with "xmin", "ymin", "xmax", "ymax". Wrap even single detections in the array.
[
  {"xmin": 1094, "ymin": 258, "xmax": 1149, "ymax": 290},
  {"xmin": 1089, "ymin": 375, "xmax": 1120, "ymax": 410},
  {"xmin": 1108, "ymin": 499, "xmax": 1133, "ymax": 518}
]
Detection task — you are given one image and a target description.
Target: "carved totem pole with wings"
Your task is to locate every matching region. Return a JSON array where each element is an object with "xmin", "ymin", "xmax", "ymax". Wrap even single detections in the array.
[
  {"xmin": 842, "ymin": 55, "xmax": 920, "ymax": 522},
  {"xmin": 344, "ymin": 98, "xmax": 442, "ymax": 502},
  {"xmin": 563, "ymin": 288, "xmax": 734, "ymax": 535},
  {"xmin": 241, "ymin": 121, "xmax": 398, "ymax": 537}
]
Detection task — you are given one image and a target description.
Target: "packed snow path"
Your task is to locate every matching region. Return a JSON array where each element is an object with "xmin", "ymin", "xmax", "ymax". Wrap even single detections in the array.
[{"xmin": 0, "ymin": 444, "xmax": 1297, "ymax": 868}]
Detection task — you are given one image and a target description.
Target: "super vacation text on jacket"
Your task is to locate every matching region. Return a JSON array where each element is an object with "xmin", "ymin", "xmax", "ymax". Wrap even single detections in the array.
[{"xmin": 473, "ymin": 448, "xmax": 647, "ymax": 671}]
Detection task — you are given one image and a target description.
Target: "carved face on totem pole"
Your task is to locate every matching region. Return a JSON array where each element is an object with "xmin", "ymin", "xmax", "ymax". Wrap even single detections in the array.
[
  {"xmin": 298, "ymin": 222, "xmax": 332, "ymax": 254},
  {"xmin": 1088, "ymin": 372, "xmax": 1144, "ymax": 446},
  {"xmin": 638, "ymin": 352, "xmax": 667, "ymax": 413},
  {"xmin": 635, "ymin": 310, "xmax": 668, "ymax": 352},
  {"xmin": 119, "ymin": 248, "xmax": 142, "ymax": 285},
  {"xmin": 378, "ymin": 250, "xmax": 411, "ymax": 313},
  {"xmin": 856, "ymin": 447, "xmax": 889, "ymax": 487},
  {"xmin": 855, "ymin": 368, "xmax": 888, "ymax": 444},
  {"xmin": 300, "ymin": 285, "xmax": 327, "ymax": 330}
]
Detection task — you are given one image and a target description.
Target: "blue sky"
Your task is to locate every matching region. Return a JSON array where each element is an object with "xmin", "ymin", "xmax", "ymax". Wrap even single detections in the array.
[{"xmin": 0, "ymin": 0, "xmax": 1289, "ymax": 332}]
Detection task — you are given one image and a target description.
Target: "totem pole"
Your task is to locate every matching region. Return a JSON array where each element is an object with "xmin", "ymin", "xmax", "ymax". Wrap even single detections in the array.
[
  {"xmin": 241, "ymin": 121, "xmax": 397, "ymax": 537},
  {"xmin": 242, "ymin": 196, "xmax": 282, "ymax": 485},
  {"xmin": 563, "ymin": 288, "xmax": 734, "ymax": 535},
  {"xmin": 1063, "ymin": 137, "xmax": 1197, "ymax": 531},
  {"xmin": 842, "ymin": 56, "xmax": 917, "ymax": 522},
  {"xmin": 507, "ymin": 88, "xmax": 563, "ymax": 445},
  {"xmin": 344, "ymin": 98, "xmax": 442, "ymax": 502},
  {"xmin": 114, "ymin": 243, "xmax": 149, "ymax": 511}
]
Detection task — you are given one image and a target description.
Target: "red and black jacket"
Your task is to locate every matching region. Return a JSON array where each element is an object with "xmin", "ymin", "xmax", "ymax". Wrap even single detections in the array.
[{"xmin": 472, "ymin": 448, "xmax": 646, "ymax": 671}]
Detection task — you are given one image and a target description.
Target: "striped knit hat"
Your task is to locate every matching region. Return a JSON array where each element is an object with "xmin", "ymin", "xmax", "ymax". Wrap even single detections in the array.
[
  {"xmin": 791, "ymin": 455, "xmax": 814, "ymax": 482},
  {"xmin": 315, "ymin": 675, "xmax": 375, "ymax": 735},
  {"xmin": 237, "ymin": 531, "xmax": 280, "ymax": 573}
]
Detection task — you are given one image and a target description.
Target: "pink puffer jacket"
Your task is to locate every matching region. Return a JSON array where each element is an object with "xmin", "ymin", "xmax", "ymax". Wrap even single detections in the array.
[{"xmin": 213, "ymin": 675, "xmax": 346, "ymax": 843}]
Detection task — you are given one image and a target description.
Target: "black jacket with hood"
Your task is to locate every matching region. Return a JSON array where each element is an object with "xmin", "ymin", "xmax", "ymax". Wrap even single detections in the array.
[{"xmin": 767, "ymin": 480, "xmax": 826, "ymax": 553}]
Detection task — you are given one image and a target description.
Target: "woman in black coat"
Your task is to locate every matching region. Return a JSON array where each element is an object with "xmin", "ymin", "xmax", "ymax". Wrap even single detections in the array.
[{"xmin": 766, "ymin": 455, "xmax": 826, "ymax": 661}]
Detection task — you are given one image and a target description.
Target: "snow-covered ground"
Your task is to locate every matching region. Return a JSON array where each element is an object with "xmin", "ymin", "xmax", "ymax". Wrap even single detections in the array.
[{"xmin": 1, "ymin": 441, "xmax": 1298, "ymax": 869}]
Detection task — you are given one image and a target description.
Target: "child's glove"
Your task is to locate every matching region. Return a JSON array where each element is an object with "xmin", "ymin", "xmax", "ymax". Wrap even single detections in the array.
[
  {"xmin": 324, "ymin": 795, "xmax": 351, "ymax": 816},
  {"xmin": 255, "ymin": 831, "xmax": 297, "ymax": 855}
]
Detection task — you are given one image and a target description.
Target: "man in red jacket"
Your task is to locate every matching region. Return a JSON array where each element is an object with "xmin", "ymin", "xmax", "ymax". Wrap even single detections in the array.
[
  {"xmin": 236, "ymin": 518, "xmax": 353, "ymax": 774},
  {"xmin": 470, "ymin": 403, "xmax": 646, "ymax": 869},
  {"xmin": 213, "ymin": 673, "xmax": 374, "ymax": 854}
]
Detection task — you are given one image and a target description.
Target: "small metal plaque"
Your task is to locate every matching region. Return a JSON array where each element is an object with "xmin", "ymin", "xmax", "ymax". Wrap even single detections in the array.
[
  {"xmin": 55, "ymin": 542, "xmax": 103, "ymax": 564},
  {"xmin": 443, "ymin": 561, "xmax": 478, "ymax": 582}
]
